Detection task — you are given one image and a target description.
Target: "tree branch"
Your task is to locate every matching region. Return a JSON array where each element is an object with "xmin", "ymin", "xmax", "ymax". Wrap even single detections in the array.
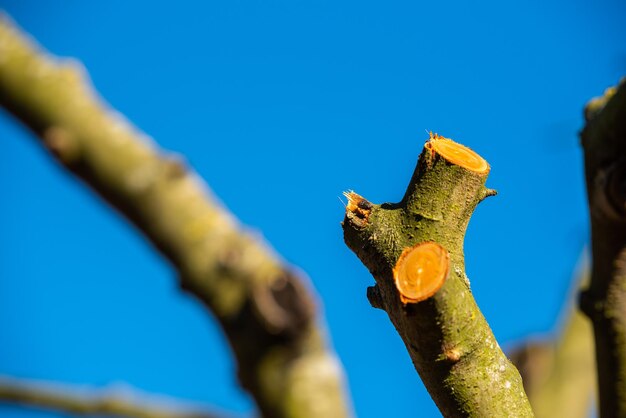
[
  {"xmin": 0, "ymin": 14, "xmax": 351, "ymax": 418},
  {"xmin": 510, "ymin": 260, "xmax": 595, "ymax": 418},
  {"xmin": 0, "ymin": 376, "xmax": 228, "ymax": 418},
  {"xmin": 342, "ymin": 134, "xmax": 533, "ymax": 417},
  {"xmin": 580, "ymin": 79, "xmax": 626, "ymax": 418}
]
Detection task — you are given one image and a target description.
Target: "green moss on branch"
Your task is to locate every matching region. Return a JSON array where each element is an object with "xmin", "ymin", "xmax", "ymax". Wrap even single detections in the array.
[{"xmin": 343, "ymin": 137, "xmax": 533, "ymax": 417}]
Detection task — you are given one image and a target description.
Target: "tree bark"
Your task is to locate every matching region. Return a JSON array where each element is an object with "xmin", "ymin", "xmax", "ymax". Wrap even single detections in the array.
[{"xmin": 0, "ymin": 14, "xmax": 351, "ymax": 418}]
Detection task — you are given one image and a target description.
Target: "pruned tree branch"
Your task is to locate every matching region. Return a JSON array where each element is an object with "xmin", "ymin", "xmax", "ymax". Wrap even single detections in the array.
[
  {"xmin": 0, "ymin": 376, "xmax": 228, "ymax": 418},
  {"xmin": 342, "ymin": 134, "xmax": 533, "ymax": 417},
  {"xmin": 0, "ymin": 14, "xmax": 351, "ymax": 418},
  {"xmin": 510, "ymin": 259, "xmax": 595, "ymax": 418},
  {"xmin": 580, "ymin": 79, "xmax": 626, "ymax": 418}
]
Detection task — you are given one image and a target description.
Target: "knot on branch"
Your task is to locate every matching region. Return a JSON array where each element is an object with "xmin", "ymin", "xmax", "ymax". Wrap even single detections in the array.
[
  {"xmin": 606, "ymin": 162, "xmax": 626, "ymax": 220},
  {"xmin": 591, "ymin": 160, "xmax": 626, "ymax": 222},
  {"xmin": 252, "ymin": 270, "xmax": 315, "ymax": 339},
  {"xmin": 479, "ymin": 188, "xmax": 498, "ymax": 202},
  {"xmin": 366, "ymin": 285, "xmax": 384, "ymax": 310},
  {"xmin": 42, "ymin": 126, "xmax": 80, "ymax": 165},
  {"xmin": 579, "ymin": 287, "xmax": 605, "ymax": 321},
  {"xmin": 441, "ymin": 343, "xmax": 463, "ymax": 364},
  {"xmin": 163, "ymin": 153, "xmax": 187, "ymax": 180}
]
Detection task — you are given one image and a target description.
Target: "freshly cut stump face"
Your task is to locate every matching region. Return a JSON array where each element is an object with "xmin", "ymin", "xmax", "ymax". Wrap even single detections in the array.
[
  {"xmin": 426, "ymin": 133, "xmax": 490, "ymax": 174},
  {"xmin": 393, "ymin": 242, "xmax": 450, "ymax": 303}
]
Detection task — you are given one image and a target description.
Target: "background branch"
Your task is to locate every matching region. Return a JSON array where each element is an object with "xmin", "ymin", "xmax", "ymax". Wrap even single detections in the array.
[
  {"xmin": 510, "ymin": 257, "xmax": 595, "ymax": 418},
  {"xmin": 580, "ymin": 79, "xmax": 626, "ymax": 418},
  {"xmin": 0, "ymin": 14, "xmax": 351, "ymax": 418},
  {"xmin": 0, "ymin": 376, "xmax": 228, "ymax": 418}
]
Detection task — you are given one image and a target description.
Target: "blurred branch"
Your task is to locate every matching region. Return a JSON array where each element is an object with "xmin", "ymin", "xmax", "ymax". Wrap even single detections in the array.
[
  {"xmin": 510, "ymin": 259, "xmax": 595, "ymax": 418},
  {"xmin": 0, "ymin": 375, "xmax": 227, "ymax": 418},
  {"xmin": 342, "ymin": 135, "xmax": 533, "ymax": 416},
  {"xmin": 580, "ymin": 79, "xmax": 626, "ymax": 418},
  {"xmin": 0, "ymin": 14, "xmax": 351, "ymax": 418}
]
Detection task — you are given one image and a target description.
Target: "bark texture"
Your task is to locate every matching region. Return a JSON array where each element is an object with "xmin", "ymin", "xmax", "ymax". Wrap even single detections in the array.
[
  {"xmin": 580, "ymin": 80, "xmax": 626, "ymax": 418},
  {"xmin": 343, "ymin": 137, "xmax": 534, "ymax": 417},
  {"xmin": 0, "ymin": 14, "xmax": 351, "ymax": 418}
]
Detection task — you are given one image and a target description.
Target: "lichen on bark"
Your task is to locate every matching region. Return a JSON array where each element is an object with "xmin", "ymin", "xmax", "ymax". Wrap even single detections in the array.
[{"xmin": 343, "ymin": 134, "xmax": 533, "ymax": 417}]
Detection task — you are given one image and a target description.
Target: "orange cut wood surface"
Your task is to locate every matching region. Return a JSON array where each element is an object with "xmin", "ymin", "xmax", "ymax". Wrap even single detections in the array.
[
  {"xmin": 393, "ymin": 241, "xmax": 450, "ymax": 303},
  {"xmin": 426, "ymin": 133, "xmax": 489, "ymax": 174}
]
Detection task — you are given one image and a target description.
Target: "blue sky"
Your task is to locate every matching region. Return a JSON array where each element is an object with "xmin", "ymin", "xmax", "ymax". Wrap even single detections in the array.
[{"xmin": 0, "ymin": 1, "xmax": 624, "ymax": 417}]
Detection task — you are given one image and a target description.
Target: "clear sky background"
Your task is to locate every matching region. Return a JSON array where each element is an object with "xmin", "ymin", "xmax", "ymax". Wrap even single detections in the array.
[{"xmin": 0, "ymin": 1, "xmax": 624, "ymax": 417}]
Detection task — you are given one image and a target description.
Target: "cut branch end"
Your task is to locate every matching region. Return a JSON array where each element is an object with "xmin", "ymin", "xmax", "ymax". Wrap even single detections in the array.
[
  {"xmin": 393, "ymin": 241, "xmax": 450, "ymax": 304},
  {"xmin": 425, "ymin": 133, "xmax": 490, "ymax": 174}
]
